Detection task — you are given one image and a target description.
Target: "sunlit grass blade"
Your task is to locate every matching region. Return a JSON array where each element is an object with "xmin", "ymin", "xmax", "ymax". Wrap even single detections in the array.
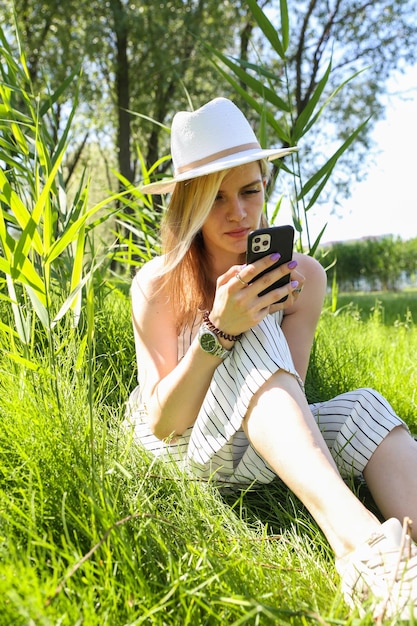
[
  {"xmin": 268, "ymin": 194, "xmax": 284, "ymax": 225},
  {"xmin": 69, "ymin": 222, "xmax": 87, "ymax": 327},
  {"xmin": 0, "ymin": 169, "xmax": 43, "ymax": 255},
  {"xmin": 0, "ymin": 255, "xmax": 11, "ymax": 274},
  {"xmin": 4, "ymin": 351, "xmax": 46, "ymax": 373},
  {"xmin": 309, "ymin": 225, "xmax": 328, "ymax": 256},
  {"xmin": 23, "ymin": 284, "xmax": 50, "ymax": 328},
  {"xmin": 9, "ymin": 253, "xmax": 47, "ymax": 304},
  {"xmin": 52, "ymin": 252, "xmax": 108, "ymax": 328},
  {"xmin": 43, "ymin": 193, "xmax": 119, "ymax": 266},
  {"xmin": 31, "ymin": 146, "xmax": 66, "ymax": 254},
  {"xmin": 10, "ymin": 120, "xmax": 29, "ymax": 155},
  {"xmin": 6, "ymin": 274, "xmax": 31, "ymax": 344},
  {"xmin": 52, "ymin": 272, "xmax": 92, "ymax": 327},
  {"xmin": 0, "ymin": 321, "xmax": 19, "ymax": 338}
]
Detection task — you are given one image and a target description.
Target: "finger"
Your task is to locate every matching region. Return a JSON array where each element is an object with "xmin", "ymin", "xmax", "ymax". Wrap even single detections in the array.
[
  {"xmin": 242, "ymin": 252, "xmax": 283, "ymax": 283},
  {"xmin": 216, "ymin": 263, "xmax": 247, "ymax": 287},
  {"xmin": 268, "ymin": 279, "xmax": 303, "ymax": 313},
  {"xmin": 235, "ymin": 272, "xmax": 249, "ymax": 287},
  {"xmin": 290, "ymin": 266, "xmax": 305, "ymax": 286}
]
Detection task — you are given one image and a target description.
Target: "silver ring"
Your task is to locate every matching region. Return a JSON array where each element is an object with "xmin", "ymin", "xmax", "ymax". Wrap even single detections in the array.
[
  {"xmin": 293, "ymin": 287, "xmax": 303, "ymax": 294},
  {"xmin": 236, "ymin": 272, "xmax": 249, "ymax": 287}
]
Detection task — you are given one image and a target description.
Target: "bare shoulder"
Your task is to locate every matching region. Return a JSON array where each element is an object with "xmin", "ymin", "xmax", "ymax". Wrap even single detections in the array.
[
  {"xmin": 131, "ymin": 256, "xmax": 173, "ymax": 314},
  {"xmin": 131, "ymin": 256, "xmax": 178, "ymax": 380},
  {"xmin": 131, "ymin": 255, "xmax": 175, "ymax": 335},
  {"xmin": 132, "ymin": 256, "xmax": 166, "ymax": 299},
  {"xmin": 294, "ymin": 252, "xmax": 327, "ymax": 287}
]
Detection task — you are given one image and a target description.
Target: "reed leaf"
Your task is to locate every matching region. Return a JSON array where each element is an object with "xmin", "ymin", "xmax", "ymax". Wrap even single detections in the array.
[
  {"xmin": 299, "ymin": 118, "xmax": 370, "ymax": 207},
  {"xmin": 0, "ymin": 319, "xmax": 19, "ymax": 338},
  {"xmin": 6, "ymin": 275, "xmax": 31, "ymax": 344},
  {"xmin": 207, "ymin": 47, "xmax": 290, "ymax": 113},
  {"xmin": 4, "ymin": 351, "xmax": 46, "ymax": 373},
  {"xmin": 23, "ymin": 284, "xmax": 50, "ymax": 329},
  {"xmin": 43, "ymin": 195, "xmax": 118, "ymax": 266},
  {"xmin": 0, "ymin": 170, "xmax": 43, "ymax": 255},
  {"xmin": 70, "ymin": 222, "xmax": 87, "ymax": 327},
  {"xmin": 52, "ymin": 253, "xmax": 108, "ymax": 328},
  {"xmin": 293, "ymin": 66, "xmax": 369, "ymax": 141},
  {"xmin": 279, "ymin": 0, "xmax": 290, "ymax": 52},
  {"xmin": 208, "ymin": 61, "xmax": 292, "ymax": 144},
  {"xmin": 52, "ymin": 273, "xmax": 91, "ymax": 327},
  {"xmin": 246, "ymin": 0, "xmax": 287, "ymax": 58},
  {"xmin": 292, "ymin": 62, "xmax": 332, "ymax": 142},
  {"xmin": 39, "ymin": 67, "xmax": 80, "ymax": 118}
]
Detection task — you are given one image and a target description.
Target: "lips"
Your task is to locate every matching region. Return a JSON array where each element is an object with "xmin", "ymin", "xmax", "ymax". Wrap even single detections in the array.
[{"xmin": 225, "ymin": 227, "xmax": 251, "ymax": 238}]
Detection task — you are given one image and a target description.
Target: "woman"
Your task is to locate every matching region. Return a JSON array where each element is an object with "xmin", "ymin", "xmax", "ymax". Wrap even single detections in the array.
[{"xmin": 127, "ymin": 97, "xmax": 417, "ymax": 620}]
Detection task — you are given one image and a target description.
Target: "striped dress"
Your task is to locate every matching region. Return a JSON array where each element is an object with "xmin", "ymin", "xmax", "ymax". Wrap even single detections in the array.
[{"xmin": 126, "ymin": 311, "xmax": 406, "ymax": 486}]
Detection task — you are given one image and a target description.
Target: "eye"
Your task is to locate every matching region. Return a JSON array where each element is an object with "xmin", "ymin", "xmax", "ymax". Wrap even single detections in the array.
[{"xmin": 244, "ymin": 186, "xmax": 261, "ymax": 195}]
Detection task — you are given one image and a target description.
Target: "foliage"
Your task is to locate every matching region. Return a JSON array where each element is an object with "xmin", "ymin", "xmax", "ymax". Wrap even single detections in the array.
[
  {"xmin": 2, "ymin": 0, "xmax": 249, "ymax": 190},
  {"xmin": 207, "ymin": 0, "xmax": 373, "ymax": 252},
  {"xmin": 308, "ymin": 294, "xmax": 417, "ymax": 429},
  {"xmin": 2, "ymin": 0, "xmax": 416, "ymax": 237},
  {"xmin": 1, "ymin": 12, "xmax": 417, "ymax": 626},
  {"xmin": 334, "ymin": 290, "xmax": 417, "ymax": 326},
  {"xmin": 1, "ymin": 285, "xmax": 417, "ymax": 624},
  {"xmin": 0, "ymin": 23, "xmax": 131, "ymax": 351},
  {"xmin": 251, "ymin": 1, "xmax": 417, "ymax": 198},
  {"xmin": 319, "ymin": 235, "xmax": 417, "ymax": 291}
]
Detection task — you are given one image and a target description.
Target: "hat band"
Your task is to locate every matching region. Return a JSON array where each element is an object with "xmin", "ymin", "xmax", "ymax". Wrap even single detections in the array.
[{"xmin": 176, "ymin": 142, "xmax": 260, "ymax": 175}]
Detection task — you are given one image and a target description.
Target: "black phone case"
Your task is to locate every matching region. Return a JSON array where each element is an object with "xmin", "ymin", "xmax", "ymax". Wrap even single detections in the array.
[{"xmin": 246, "ymin": 225, "xmax": 294, "ymax": 301}]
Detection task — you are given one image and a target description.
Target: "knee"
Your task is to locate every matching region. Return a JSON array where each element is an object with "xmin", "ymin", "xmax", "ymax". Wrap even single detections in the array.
[
  {"xmin": 353, "ymin": 387, "xmax": 393, "ymax": 408},
  {"xmin": 344, "ymin": 387, "xmax": 400, "ymax": 432}
]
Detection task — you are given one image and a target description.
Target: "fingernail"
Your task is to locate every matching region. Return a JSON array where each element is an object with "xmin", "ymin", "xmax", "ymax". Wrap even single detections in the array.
[
  {"xmin": 291, "ymin": 280, "xmax": 299, "ymax": 288},
  {"xmin": 271, "ymin": 252, "xmax": 281, "ymax": 261},
  {"xmin": 288, "ymin": 260, "xmax": 298, "ymax": 269}
]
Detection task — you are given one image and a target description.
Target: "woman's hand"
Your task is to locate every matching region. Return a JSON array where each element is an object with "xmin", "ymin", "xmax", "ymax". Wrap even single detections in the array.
[
  {"xmin": 269, "ymin": 261, "xmax": 305, "ymax": 314},
  {"xmin": 208, "ymin": 253, "xmax": 304, "ymax": 338}
]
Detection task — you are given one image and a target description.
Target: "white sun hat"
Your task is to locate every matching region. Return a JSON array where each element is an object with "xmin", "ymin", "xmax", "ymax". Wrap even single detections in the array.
[{"xmin": 141, "ymin": 97, "xmax": 297, "ymax": 194}]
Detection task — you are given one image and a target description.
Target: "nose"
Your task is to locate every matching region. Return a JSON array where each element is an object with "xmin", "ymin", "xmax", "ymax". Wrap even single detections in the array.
[{"xmin": 227, "ymin": 195, "xmax": 247, "ymax": 222}]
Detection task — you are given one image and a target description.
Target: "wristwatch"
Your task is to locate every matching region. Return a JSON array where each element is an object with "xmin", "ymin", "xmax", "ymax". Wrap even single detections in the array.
[{"xmin": 198, "ymin": 323, "xmax": 231, "ymax": 360}]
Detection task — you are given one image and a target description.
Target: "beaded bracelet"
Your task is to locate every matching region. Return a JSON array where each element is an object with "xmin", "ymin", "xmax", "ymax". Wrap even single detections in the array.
[{"xmin": 203, "ymin": 310, "xmax": 242, "ymax": 342}]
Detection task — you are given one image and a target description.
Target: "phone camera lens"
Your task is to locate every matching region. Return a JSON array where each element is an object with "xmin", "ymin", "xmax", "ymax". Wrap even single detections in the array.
[
  {"xmin": 254, "ymin": 245, "xmax": 260, "ymax": 252},
  {"xmin": 254, "ymin": 236, "xmax": 261, "ymax": 244}
]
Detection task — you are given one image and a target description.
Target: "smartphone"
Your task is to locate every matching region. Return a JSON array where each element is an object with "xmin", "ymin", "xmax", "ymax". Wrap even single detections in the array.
[{"xmin": 246, "ymin": 225, "xmax": 294, "ymax": 302}]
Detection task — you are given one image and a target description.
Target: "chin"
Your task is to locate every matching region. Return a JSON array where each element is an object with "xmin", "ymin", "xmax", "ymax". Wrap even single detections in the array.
[{"xmin": 235, "ymin": 245, "xmax": 247, "ymax": 261}]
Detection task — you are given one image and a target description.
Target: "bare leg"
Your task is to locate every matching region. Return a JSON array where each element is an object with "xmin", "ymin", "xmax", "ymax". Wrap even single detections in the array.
[
  {"xmin": 364, "ymin": 425, "xmax": 417, "ymax": 541},
  {"xmin": 243, "ymin": 369, "xmax": 381, "ymax": 558}
]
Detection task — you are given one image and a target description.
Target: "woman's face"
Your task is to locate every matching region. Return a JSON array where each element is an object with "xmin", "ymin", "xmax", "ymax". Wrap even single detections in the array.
[{"xmin": 201, "ymin": 161, "xmax": 265, "ymax": 262}]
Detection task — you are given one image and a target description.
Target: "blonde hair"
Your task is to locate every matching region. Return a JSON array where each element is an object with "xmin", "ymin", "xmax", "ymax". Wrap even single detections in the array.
[{"xmin": 159, "ymin": 160, "xmax": 270, "ymax": 331}]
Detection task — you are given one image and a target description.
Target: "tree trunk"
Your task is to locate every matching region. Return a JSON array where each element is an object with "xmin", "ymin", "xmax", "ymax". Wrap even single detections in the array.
[{"xmin": 111, "ymin": 0, "xmax": 133, "ymax": 191}]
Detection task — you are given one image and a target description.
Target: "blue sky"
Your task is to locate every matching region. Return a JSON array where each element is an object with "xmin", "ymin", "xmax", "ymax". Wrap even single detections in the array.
[{"xmin": 277, "ymin": 65, "xmax": 417, "ymax": 244}]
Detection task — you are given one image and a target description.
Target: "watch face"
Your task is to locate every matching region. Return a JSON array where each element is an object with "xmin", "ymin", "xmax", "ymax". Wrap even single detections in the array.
[{"xmin": 200, "ymin": 331, "xmax": 217, "ymax": 353}]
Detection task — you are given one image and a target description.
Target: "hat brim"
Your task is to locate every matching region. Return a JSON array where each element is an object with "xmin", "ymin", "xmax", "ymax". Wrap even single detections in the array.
[{"xmin": 140, "ymin": 146, "xmax": 297, "ymax": 195}]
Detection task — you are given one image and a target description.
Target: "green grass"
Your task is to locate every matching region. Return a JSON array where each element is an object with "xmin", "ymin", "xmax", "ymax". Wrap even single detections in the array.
[
  {"xmin": 0, "ymin": 289, "xmax": 416, "ymax": 625},
  {"xmin": 333, "ymin": 289, "xmax": 417, "ymax": 326}
]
